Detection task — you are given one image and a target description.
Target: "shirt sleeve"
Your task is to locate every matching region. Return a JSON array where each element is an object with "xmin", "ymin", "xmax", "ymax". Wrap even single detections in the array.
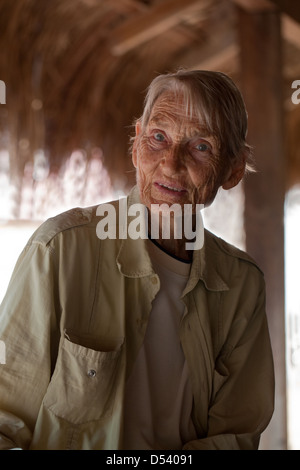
[
  {"xmin": 0, "ymin": 241, "xmax": 59, "ymax": 450},
  {"xmin": 183, "ymin": 275, "xmax": 275, "ymax": 450}
]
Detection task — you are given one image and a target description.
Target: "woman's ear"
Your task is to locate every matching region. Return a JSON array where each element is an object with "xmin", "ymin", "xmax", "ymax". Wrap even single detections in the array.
[
  {"xmin": 222, "ymin": 158, "xmax": 246, "ymax": 190},
  {"xmin": 132, "ymin": 121, "xmax": 141, "ymax": 169}
]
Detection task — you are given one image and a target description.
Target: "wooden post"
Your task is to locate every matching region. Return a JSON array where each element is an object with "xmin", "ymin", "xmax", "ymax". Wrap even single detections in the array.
[{"xmin": 238, "ymin": 8, "xmax": 287, "ymax": 449}]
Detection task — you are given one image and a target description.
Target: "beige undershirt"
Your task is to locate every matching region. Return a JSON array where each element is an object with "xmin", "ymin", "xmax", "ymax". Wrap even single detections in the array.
[{"xmin": 123, "ymin": 238, "xmax": 197, "ymax": 450}]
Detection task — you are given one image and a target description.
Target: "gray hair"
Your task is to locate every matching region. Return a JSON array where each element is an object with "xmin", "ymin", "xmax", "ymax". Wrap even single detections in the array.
[{"xmin": 138, "ymin": 69, "xmax": 254, "ymax": 171}]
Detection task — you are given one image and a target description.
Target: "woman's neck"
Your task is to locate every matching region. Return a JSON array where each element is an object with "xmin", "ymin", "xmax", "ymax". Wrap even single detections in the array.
[{"xmin": 147, "ymin": 211, "xmax": 195, "ymax": 261}]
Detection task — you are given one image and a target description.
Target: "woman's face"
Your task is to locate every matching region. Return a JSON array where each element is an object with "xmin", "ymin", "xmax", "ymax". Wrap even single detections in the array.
[{"xmin": 132, "ymin": 91, "xmax": 235, "ymax": 212}]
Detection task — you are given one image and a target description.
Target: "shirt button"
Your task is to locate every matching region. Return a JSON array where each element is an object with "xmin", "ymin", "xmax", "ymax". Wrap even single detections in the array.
[
  {"xmin": 87, "ymin": 369, "xmax": 96, "ymax": 378},
  {"xmin": 151, "ymin": 276, "xmax": 158, "ymax": 285}
]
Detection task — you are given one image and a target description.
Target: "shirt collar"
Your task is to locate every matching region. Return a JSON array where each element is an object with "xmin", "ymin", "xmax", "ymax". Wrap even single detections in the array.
[
  {"xmin": 116, "ymin": 186, "xmax": 154, "ymax": 278},
  {"xmin": 116, "ymin": 185, "xmax": 229, "ymax": 292}
]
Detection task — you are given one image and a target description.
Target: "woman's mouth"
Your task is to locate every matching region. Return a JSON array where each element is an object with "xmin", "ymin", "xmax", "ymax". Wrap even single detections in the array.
[{"xmin": 155, "ymin": 182, "xmax": 186, "ymax": 193}]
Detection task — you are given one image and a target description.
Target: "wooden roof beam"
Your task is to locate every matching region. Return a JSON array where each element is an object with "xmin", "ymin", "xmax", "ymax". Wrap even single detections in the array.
[
  {"xmin": 238, "ymin": 7, "xmax": 287, "ymax": 449},
  {"xmin": 231, "ymin": 0, "xmax": 276, "ymax": 12},
  {"xmin": 282, "ymin": 14, "xmax": 300, "ymax": 49},
  {"xmin": 110, "ymin": 0, "xmax": 211, "ymax": 56},
  {"xmin": 268, "ymin": 0, "xmax": 300, "ymax": 24},
  {"xmin": 232, "ymin": 0, "xmax": 300, "ymax": 23}
]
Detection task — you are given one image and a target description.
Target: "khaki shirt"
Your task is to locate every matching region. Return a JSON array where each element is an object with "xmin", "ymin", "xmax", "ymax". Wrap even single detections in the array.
[{"xmin": 0, "ymin": 186, "xmax": 274, "ymax": 450}]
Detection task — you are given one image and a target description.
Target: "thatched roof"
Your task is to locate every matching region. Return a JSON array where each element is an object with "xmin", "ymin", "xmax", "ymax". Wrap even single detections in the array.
[{"xmin": 0, "ymin": 0, "xmax": 300, "ymax": 202}]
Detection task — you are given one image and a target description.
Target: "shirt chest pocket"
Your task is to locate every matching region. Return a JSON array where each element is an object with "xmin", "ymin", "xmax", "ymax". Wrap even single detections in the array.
[{"xmin": 43, "ymin": 334, "xmax": 124, "ymax": 425}]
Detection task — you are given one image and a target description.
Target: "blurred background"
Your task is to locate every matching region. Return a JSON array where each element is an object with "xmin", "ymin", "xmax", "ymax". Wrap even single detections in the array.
[{"xmin": 0, "ymin": 0, "xmax": 300, "ymax": 450}]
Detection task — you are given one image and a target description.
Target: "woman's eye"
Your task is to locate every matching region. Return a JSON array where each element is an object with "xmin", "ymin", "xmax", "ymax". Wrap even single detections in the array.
[
  {"xmin": 196, "ymin": 143, "xmax": 210, "ymax": 152},
  {"xmin": 153, "ymin": 132, "xmax": 165, "ymax": 142}
]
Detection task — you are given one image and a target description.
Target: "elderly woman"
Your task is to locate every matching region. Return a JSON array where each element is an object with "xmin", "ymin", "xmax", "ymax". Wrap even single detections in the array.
[{"xmin": 0, "ymin": 70, "xmax": 274, "ymax": 451}]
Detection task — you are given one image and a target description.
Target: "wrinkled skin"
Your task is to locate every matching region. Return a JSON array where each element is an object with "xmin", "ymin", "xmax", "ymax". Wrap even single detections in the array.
[{"xmin": 132, "ymin": 92, "xmax": 245, "ymax": 259}]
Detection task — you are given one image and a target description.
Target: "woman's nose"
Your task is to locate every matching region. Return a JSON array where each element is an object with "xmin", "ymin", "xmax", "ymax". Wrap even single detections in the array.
[{"xmin": 160, "ymin": 145, "xmax": 185, "ymax": 175}]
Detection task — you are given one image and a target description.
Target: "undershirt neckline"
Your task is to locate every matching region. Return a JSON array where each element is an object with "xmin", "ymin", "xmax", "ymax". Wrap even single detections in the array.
[{"xmin": 148, "ymin": 237, "xmax": 192, "ymax": 265}]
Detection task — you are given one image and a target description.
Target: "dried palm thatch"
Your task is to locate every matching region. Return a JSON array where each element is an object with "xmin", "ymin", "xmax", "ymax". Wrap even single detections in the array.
[{"xmin": 0, "ymin": 0, "xmax": 221, "ymax": 198}]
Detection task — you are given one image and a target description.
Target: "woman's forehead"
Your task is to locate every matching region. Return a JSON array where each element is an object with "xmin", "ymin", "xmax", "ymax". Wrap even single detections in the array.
[
  {"xmin": 147, "ymin": 92, "xmax": 211, "ymax": 136},
  {"xmin": 150, "ymin": 90, "xmax": 189, "ymax": 113},
  {"xmin": 150, "ymin": 92, "xmax": 197, "ymax": 120}
]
